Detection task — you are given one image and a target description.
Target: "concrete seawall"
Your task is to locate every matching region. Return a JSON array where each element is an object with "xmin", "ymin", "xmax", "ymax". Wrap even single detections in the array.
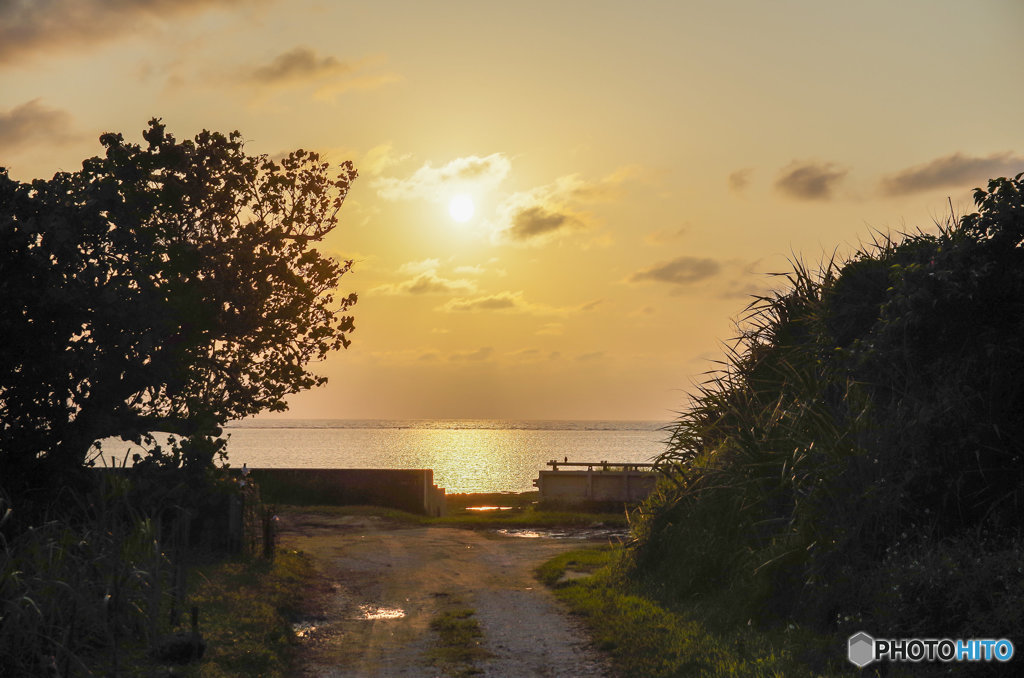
[
  {"xmin": 252, "ymin": 468, "xmax": 447, "ymax": 516},
  {"xmin": 534, "ymin": 468, "xmax": 656, "ymax": 503}
]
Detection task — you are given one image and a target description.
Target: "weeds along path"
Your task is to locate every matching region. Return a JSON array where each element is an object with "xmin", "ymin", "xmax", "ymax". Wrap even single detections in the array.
[{"xmin": 278, "ymin": 511, "xmax": 613, "ymax": 677}]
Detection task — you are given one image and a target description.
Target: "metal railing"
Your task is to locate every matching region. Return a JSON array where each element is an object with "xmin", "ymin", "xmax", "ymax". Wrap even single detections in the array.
[{"xmin": 545, "ymin": 460, "xmax": 657, "ymax": 472}]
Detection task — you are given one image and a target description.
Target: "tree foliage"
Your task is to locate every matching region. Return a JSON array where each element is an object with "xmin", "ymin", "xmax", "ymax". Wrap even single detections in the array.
[{"xmin": 0, "ymin": 119, "xmax": 358, "ymax": 486}]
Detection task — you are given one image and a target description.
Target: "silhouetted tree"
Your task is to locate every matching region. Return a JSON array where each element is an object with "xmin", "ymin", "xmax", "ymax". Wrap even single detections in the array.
[{"xmin": 0, "ymin": 119, "xmax": 358, "ymax": 488}]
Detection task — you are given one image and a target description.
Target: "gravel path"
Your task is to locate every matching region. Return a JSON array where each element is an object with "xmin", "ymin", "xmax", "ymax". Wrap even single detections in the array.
[{"xmin": 277, "ymin": 512, "xmax": 614, "ymax": 677}]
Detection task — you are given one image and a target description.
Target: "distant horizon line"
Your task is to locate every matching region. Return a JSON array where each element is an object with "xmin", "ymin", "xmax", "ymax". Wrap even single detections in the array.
[{"xmin": 232, "ymin": 416, "xmax": 673, "ymax": 422}]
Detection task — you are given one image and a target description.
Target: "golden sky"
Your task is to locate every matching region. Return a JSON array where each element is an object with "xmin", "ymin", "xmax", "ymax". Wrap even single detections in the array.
[{"xmin": 3, "ymin": 0, "xmax": 1023, "ymax": 421}]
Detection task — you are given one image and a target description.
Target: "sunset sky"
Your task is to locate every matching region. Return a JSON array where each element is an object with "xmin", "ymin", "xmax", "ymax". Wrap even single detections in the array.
[{"xmin": 3, "ymin": 0, "xmax": 1023, "ymax": 421}]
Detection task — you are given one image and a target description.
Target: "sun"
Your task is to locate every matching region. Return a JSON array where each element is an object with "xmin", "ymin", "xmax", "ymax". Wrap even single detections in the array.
[{"xmin": 448, "ymin": 194, "xmax": 475, "ymax": 223}]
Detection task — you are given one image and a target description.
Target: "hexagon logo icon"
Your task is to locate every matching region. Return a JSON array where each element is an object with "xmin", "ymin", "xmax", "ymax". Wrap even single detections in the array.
[{"xmin": 848, "ymin": 631, "xmax": 875, "ymax": 668}]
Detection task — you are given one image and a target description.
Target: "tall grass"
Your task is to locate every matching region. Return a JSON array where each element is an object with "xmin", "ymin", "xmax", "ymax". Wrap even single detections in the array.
[
  {"xmin": 628, "ymin": 173, "xmax": 1024, "ymax": 657},
  {"xmin": 0, "ymin": 475, "xmax": 167, "ymax": 675},
  {"xmin": 0, "ymin": 449, "xmax": 248, "ymax": 675}
]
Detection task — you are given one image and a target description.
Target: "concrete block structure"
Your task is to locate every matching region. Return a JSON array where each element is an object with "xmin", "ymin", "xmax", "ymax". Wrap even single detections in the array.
[
  {"xmin": 252, "ymin": 468, "xmax": 447, "ymax": 516},
  {"xmin": 533, "ymin": 461, "xmax": 657, "ymax": 503}
]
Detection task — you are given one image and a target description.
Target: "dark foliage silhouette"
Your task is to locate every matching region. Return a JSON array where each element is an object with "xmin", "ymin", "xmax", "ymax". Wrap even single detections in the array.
[
  {"xmin": 0, "ymin": 119, "xmax": 358, "ymax": 489},
  {"xmin": 629, "ymin": 172, "xmax": 1024, "ymax": 663}
]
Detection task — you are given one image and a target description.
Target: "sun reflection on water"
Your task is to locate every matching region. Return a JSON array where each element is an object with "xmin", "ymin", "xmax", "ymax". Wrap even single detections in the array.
[
  {"xmin": 130, "ymin": 419, "xmax": 669, "ymax": 494},
  {"xmin": 410, "ymin": 427, "xmax": 524, "ymax": 494}
]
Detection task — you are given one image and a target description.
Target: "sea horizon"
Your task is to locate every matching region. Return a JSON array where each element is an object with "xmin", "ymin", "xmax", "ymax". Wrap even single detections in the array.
[
  {"xmin": 215, "ymin": 418, "xmax": 670, "ymax": 493},
  {"xmin": 225, "ymin": 417, "xmax": 671, "ymax": 431}
]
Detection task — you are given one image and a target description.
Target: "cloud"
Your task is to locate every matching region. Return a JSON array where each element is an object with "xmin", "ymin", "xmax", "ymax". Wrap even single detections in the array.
[
  {"xmin": 449, "ymin": 347, "xmax": 493, "ymax": 362},
  {"xmin": 0, "ymin": 0, "xmax": 244, "ymax": 66},
  {"xmin": 375, "ymin": 153, "xmax": 511, "ymax": 202},
  {"xmin": 361, "ymin": 143, "xmax": 411, "ymax": 176},
  {"xmin": 507, "ymin": 348, "xmax": 543, "ymax": 362},
  {"xmin": 492, "ymin": 166, "xmax": 639, "ymax": 245},
  {"xmin": 398, "ymin": 258, "xmax": 441, "ymax": 275},
  {"xmin": 717, "ymin": 259, "xmax": 774, "ymax": 300},
  {"xmin": 367, "ymin": 348, "xmax": 448, "ymax": 365},
  {"xmin": 237, "ymin": 47, "xmax": 399, "ymax": 99},
  {"xmin": 576, "ymin": 351, "xmax": 606, "ymax": 362},
  {"xmin": 536, "ymin": 323, "xmax": 563, "ymax": 336},
  {"xmin": 775, "ymin": 161, "xmax": 847, "ymax": 200},
  {"xmin": 550, "ymin": 166, "xmax": 641, "ymax": 202},
  {"xmin": 880, "ymin": 152, "xmax": 1024, "ymax": 196},
  {"xmin": 437, "ymin": 291, "xmax": 569, "ymax": 315},
  {"xmin": 505, "ymin": 205, "xmax": 582, "ymax": 240},
  {"xmin": 454, "ymin": 264, "xmax": 485, "ymax": 275},
  {"xmin": 629, "ymin": 256, "xmax": 721, "ymax": 286},
  {"xmin": 0, "ymin": 99, "xmax": 76, "ymax": 151},
  {"xmin": 439, "ymin": 291, "xmax": 524, "ymax": 313},
  {"xmin": 493, "ymin": 191, "xmax": 579, "ymax": 245},
  {"xmin": 719, "ymin": 281, "xmax": 769, "ymax": 300},
  {"xmin": 728, "ymin": 168, "xmax": 753, "ymax": 192},
  {"xmin": 247, "ymin": 46, "xmax": 349, "ymax": 85},
  {"xmin": 578, "ymin": 299, "xmax": 602, "ymax": 312},
  {"xmin": 373, "ymin": 269, "xmax": 475, "ymax": 296}
]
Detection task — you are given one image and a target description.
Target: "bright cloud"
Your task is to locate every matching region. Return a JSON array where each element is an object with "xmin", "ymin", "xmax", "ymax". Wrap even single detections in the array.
[
  {"xmin": 493, "ymin": 166, "xmax": 638, "ymax": 245},
  {"xmin": 373, "ymin": 269, "xmax": 475, "ymax": 296},
  {"xmin": 375, "ymin": 153, "xmax": 511, "ymax": 202},
  {"xmin": 398, "ymin": 258, "xmax": 441, "ymax": 275},
  {"xmin": 361, "ymin": 143, "xmax": 412, "ymax": 176},
  {"xmin": 438, "ymin": 291, "xmax": 573, "ymax": 315}
]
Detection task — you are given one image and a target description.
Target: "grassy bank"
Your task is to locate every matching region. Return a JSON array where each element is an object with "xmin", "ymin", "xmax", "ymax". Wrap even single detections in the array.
[
  {"xmin": 169, "ymin": 549, "xmax": 315, "ymax": 677},
  {"xmin": 539, "ymin": 547, "xmax": 853, "ymax": 677},
  {"xmin": 619, "ymin": 174, "xmax": 1024, "ymax": 675}
]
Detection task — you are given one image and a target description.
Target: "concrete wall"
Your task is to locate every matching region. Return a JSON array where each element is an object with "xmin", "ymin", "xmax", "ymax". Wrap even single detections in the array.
[
  {"xmin": 252, "ymin": 468, "xmax": 447, "ymax": 516},
  {"xmin": 534, "ymin": 469, "xmax": 657, "ymax": 503}
]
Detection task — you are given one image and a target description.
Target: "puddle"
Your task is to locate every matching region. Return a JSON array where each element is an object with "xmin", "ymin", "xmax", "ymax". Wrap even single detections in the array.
[
  {"xmin": 494, "ymin": 527, "xmax": 629, "ymax": 540},
  {"xmin": 465, "ymin": 506, "xmax": 516, "ymax": 511},
  {"xmin": 292, "ymin": 620, "xmax": 320, "ymax": 638},
  {"xmin": 357, "ymin": 604, "xmax": 406, "ymax": 620},
  {"xmin": 496, "ymin": 528, "xmax": 544, "ymax": 538}
]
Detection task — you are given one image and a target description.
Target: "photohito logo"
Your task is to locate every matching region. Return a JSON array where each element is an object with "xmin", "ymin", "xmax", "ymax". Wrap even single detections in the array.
[{"xmin": 848, "ymin": 632, "xmax": 1014, "ymax": 667}]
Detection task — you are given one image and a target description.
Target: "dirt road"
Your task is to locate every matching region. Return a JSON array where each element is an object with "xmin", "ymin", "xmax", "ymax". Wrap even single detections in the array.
[{"xmin": 278, "ymin": 511, "xmax": 613, "ymax": 677}]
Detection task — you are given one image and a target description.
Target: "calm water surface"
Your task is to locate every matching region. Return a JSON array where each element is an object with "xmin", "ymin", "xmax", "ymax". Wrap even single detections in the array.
[{"xmin": 220, "ymin": 419, "xmax": 669, "ymax": 493}]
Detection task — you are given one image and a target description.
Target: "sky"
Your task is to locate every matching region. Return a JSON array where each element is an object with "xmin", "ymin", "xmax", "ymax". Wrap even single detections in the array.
[{"xmin": 2, "ymin": 0, "xmax": 1023, "ymax": 421}]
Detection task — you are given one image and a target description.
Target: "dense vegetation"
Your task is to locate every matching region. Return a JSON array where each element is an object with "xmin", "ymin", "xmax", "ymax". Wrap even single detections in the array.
[
  {"xmin": 627, "ymin": 173, "xmax": 1024, "ymax": 668},
  {"xmin": 0, "ymin": 122, "xmax": 357, "ymax": 676}
]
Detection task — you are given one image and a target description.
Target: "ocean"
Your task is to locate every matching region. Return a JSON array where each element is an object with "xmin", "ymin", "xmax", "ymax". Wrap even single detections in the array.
[{"xmin": 217, "ymin": 419, "xmax": 671, "ymax": 493}]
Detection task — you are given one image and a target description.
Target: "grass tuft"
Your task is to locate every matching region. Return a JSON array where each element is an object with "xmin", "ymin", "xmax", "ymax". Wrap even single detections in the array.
[{"xmin": 426, "ymin": 603, "xmax": 490, "ymax": 677}]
